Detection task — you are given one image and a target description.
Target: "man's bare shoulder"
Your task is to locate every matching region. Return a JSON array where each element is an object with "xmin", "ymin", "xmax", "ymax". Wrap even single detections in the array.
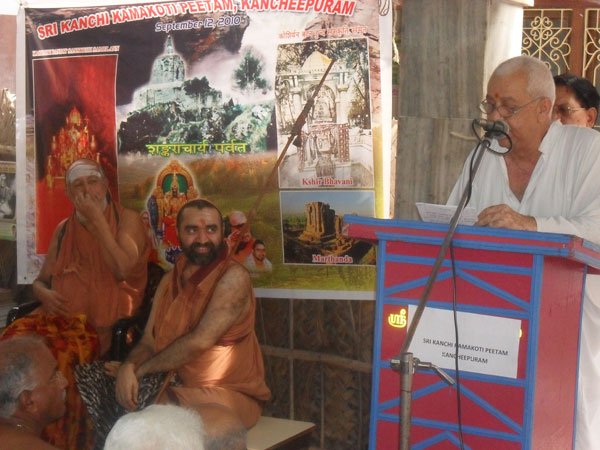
[
  {"xmin": 118, "ymin": 207, "xmax": 148, "ymax": 243},
  {"xmin": 119, "ymin": 207, "xmax": 145, "ymax": 228},
  {"xmin": 221, "ymin": 260, "xmax": 252, "ymax": 286},
  {"xmin": 0, "ymin": 426, "xmax": 60, "ymax": 450},
  {"xmin": 212, "ymin": 261, "xmax": 253, "ymax": 309}
]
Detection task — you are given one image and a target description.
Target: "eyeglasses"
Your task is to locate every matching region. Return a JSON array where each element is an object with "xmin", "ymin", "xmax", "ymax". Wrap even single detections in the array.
[
  {"xmin": 553, "ymin": 104, "xmax": 586, "ymax": 117},
  {"xmin": 479, "ymin": 96, "xmax": 542, "ymax": 119}
]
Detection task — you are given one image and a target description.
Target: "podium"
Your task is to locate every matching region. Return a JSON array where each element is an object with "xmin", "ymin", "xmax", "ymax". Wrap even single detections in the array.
[{"xmin": 343, "ymin": 216, "xmax": 600, "ymax": 450}]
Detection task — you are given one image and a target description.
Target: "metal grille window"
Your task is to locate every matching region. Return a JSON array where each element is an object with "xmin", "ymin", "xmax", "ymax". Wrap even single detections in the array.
[
  {"xmin": 523, "ymin": 2, "xmax": 600, "ymax": 126},
  {"xmin": 523, "ymin": 8, "xmax": 573, "ymax": 75},
  {"xmin": 584, "ymin": 9, "xmax": 600, "ymax": 85}
]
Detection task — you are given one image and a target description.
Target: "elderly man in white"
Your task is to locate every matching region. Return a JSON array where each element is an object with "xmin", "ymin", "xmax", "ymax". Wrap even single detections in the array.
[{"xmin": 448, "ymin": 55, "xmax": 600, "ymax": 449}]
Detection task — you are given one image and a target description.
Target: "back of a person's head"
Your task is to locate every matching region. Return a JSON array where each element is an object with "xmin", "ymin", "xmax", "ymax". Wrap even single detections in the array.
[
  {"xmin": 0, "ymin": 336, "xmax": 45, "ymax": 418},
  {"xmin": 104, "ymin": 405, "xmax": 205, "ymax": 450}
]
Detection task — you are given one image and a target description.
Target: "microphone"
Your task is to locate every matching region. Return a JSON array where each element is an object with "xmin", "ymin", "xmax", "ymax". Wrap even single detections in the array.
[{"xmin": 473, "ymin": 118, "xmax": 509, "ymax": 138}]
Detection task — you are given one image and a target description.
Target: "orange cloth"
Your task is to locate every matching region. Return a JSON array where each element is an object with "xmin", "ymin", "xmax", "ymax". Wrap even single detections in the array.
[
  {"xmin": 161, "ymin": 215, "xmax": 179, "ymax": 247},
  {"xmin": 162, "ymin": 385, "xmax": 263, "ymax": 429},
  {"xmin": 153, "ymin": 252, "xmax": 271, "ymax": 427},
  {"xmin": 2, "ymin": 314, "xmax": 100, "ymax": 450},
  {"xmin": 51, "ymin": 202, "xmax": 148, "ymax": 353},
  {"xmin": 232, "ymin": 237, "xmax": 255, "ymax": 264}
]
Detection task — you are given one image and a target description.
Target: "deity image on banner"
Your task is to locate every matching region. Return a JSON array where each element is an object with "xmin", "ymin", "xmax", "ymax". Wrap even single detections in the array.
[
  {"xmin": 33, "ymin": 55, "xmax": 118, "ymax": 254},
  {"xmin": 145, "ymin": 159, "xmax": 200, "ymax": 264}
]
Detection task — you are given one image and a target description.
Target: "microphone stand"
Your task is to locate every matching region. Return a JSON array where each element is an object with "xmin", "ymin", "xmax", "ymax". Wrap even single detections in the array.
[{"xmin": 393, "ymin": 133, "xmax": 496, "ymax": 450}]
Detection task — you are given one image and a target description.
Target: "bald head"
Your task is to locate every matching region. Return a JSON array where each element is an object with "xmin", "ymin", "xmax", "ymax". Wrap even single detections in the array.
[
  {"xmin": 492, "ymin": 55, "xmax": 555, "ymax": 105},
  {"xmin": 229, "ymin": 211, "xmax": 247, "ymax": 227}
]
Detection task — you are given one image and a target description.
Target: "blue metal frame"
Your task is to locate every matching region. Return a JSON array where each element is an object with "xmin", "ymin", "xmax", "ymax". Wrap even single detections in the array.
[{"xmin": 351, "ymin": 216, "xmax": 589, "ymax": 450}]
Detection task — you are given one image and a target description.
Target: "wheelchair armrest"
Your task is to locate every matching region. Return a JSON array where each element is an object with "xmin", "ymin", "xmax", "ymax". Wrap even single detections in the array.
[
  {"xmin": 110, "ymin": 312, "xmax": 148, "ymax": 361},
  {"xmin": 6, "ymin": 301, "xmax": 41, "ymax": 327}
]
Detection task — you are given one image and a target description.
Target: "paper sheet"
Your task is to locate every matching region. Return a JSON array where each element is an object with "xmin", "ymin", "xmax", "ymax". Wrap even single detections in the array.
[{"xmin": 416, "ymin": 202, "xmax": 478, "ymax": 225}]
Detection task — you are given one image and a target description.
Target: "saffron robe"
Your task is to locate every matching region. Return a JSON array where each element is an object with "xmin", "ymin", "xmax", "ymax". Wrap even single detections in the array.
[
  {"xmin": 50, "ymin": 202, "xmax": 149, "ymax": 353},
  {"xmin": 153, "ymin": 253, "xmax": 271, "ymax": 427}
]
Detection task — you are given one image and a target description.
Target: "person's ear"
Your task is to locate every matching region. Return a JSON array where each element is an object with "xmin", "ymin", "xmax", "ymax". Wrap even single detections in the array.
[
  {"xmin": 18, "ymin": 390, "xmax": 35, "ymax": 413},
  {"xmin": 538, "ymin": 97, "xmax": 553, "ymax": 118},
  {"xmin": 586, "ymin": 108, "xmax": 598, "ymax": 128},
  {"xmin": 65, "ymin": 183, "xmax": 73, "ymax": 201}
]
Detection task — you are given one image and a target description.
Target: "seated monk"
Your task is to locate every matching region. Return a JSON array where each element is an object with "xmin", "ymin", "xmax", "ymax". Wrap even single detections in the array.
[
  {"xmin": 114, "ymin": 199, "xmax": 270, "ymax": 448},
  {"xmin": 0, "ymin": 336, "xmax": 68, "ymax": 450},
  {"xmin": 3, "ymin": 158, "xmax": 149, "ymax": 450}
]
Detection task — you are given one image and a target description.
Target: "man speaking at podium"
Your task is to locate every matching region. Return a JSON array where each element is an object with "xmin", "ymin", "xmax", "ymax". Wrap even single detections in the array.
[{"xmin": 447, "ymin": 55, "xmax": 600, "ymax": 449}]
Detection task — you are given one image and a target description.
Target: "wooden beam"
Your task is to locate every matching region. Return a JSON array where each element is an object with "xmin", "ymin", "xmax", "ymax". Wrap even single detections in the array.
[{"xmin": 261, "ymin": 344, "xmax": 372, "ymax": 373}]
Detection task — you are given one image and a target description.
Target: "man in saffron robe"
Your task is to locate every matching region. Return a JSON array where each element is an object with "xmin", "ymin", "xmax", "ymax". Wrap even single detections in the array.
[
  {"xmin": 3, "ymin": 158, "xmax": 149, "ymax": 450},
  {"xmin": 32, "ymin": 158, "xmax": 149, "ymax": 355},
  {"xmin": 115, "ymin": 198, "xmax": 270, "ymax": 448}
]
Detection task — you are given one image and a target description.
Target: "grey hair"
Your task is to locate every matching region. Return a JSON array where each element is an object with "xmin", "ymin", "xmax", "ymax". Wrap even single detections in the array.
[
  {"xmin": 205, "ymin": 425, "xmax": 247, "ymax": 450},
  {"xmin": 104, "ymin": 405, "xmax": 206, "ymax": 450},
  {"xmin": 493, "ymin": 55, "xmax": 556, "ymax": 104},
  {"xmin": 0, "ymin": 336, "xmax": 47, "ymax": 418}
]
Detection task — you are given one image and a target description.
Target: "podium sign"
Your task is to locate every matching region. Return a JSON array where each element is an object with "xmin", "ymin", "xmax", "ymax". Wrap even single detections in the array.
[
  {"xmin": 407, "ymin": 305, "xmax": 521, "ymax": 379},
  {"xmin": 343, "ymin": 216, "xmax": 600, "ymax": 450}
]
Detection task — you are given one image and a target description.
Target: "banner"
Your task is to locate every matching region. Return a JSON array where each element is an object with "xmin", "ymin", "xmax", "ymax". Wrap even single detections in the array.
[
  {"xmin": 0, "ymin": 14, "xmax": 16, "ymax": 242},
  {"xmin": 17, "ymin": 0, "xmax": 391, "ymax": 298}
]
